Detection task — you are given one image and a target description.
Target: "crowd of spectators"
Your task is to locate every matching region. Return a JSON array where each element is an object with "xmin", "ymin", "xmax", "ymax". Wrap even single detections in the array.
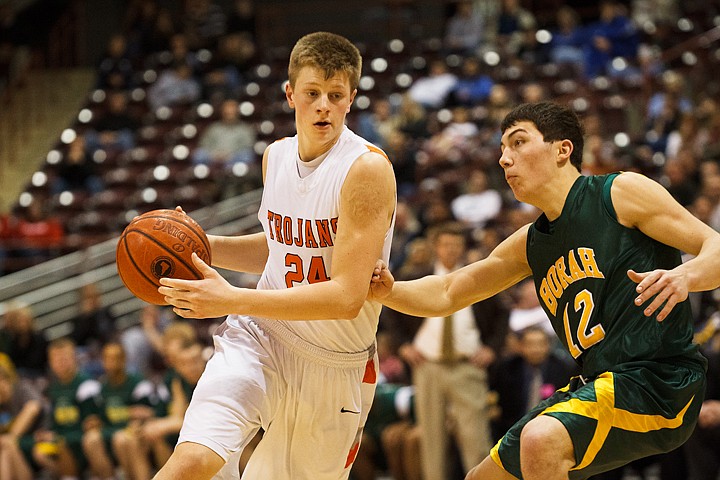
[{"xmin": 2, "ymin": 0, "xmax": 720, "ymax": 478}]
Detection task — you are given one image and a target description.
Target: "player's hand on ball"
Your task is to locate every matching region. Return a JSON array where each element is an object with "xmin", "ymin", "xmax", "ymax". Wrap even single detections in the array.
[
  {"xmin": 368, "ymin": 259, "xmax": 394, "ymax": 301},
  {"xmin": 627, "ymin": 268, "xmax": 689, "ymax": 322},
  {"xmin": 159, "ymin": 253, "xmax": 237, "ymax": 318}
]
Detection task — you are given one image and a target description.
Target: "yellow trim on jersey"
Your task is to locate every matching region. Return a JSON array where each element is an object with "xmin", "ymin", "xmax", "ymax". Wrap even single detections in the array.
[
  {"xmin": 490, "ymin": 438, "xmax": 504, "ymax": 469},
  {"xmin": 541, "ymin": 372, "xmax": 694, "ymax": 471}
]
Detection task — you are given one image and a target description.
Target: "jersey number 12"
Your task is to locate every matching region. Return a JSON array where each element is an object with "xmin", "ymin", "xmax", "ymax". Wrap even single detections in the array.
[{"xmin": 562, "ymin": 289, "xmax": 606, "ymax": 359}]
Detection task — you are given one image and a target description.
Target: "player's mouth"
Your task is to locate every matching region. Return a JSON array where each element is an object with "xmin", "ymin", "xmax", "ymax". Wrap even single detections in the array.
[{"xmin": 314, "ymin": 120, "xmax": 331, "ymax": 128}]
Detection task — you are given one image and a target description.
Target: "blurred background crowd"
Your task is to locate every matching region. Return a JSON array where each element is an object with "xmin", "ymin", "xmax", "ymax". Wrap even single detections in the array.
[{"xmin": 1, "ymin": 0, "xmax": 720, "ymax": 479}]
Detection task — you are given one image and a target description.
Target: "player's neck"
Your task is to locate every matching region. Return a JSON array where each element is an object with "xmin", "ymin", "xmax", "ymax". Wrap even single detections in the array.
[
  {"xmin": 539, "ymin": 171, "xmax": 582, "ymax": 221},
  {"xmin": 297, "ymin": 130, "xmax": 342, "ymax": 162}
]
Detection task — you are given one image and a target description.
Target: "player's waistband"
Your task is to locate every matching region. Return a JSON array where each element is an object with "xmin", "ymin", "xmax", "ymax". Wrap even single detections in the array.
[{"xmin": 249, "ymin": 316, "xmax": 376, "ymax": 369}]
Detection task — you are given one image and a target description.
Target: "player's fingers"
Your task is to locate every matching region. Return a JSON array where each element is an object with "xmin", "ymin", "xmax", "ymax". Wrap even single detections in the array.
[
  {"xmin": 158, "ymin": 277, "xmax": 193, "ymax": 288},
  {"xmin": 626, "ymin": 269, "xmax": 646, "ymax": 286},
  {"xmin": 656, "ymin": 295, "xmax": 680, "ymax": 322},
  {"xmin": 641, "ymin": 287, "xmax": 672, "ymax": 317},
  {"xmin": 632, "ymin": 272, "xmax": 669, "ymax": 306},
  {"xmin": 173, "ymin": 307, "xmax": 194, "ymax": 318},
  {"xmin": 629, "ymin": 269, "xmax": 664, "ymax": 294}
]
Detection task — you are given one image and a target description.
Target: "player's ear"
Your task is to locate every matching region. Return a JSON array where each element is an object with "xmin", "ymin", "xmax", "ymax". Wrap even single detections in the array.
[
  {"xmin": 285, "ymin": 81, "xmax": 295, "ymax": 108},
  {"xmin": 347, "ymin": 88, "xmax": 357, "ymax": 113},
  {"xmin": 557, "ymin": 139, "xmax": 573, "ymax": 162}
]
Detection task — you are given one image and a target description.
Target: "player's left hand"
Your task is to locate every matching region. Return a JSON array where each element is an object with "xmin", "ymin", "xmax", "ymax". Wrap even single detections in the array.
[
  {"xmin": 368, "ymin": 259, "xmax": 394, "ymax": 301},
  {"xmin": 159, "ymin": 253, "xmax": 237, "ymax": 319},
  {"xmin": 627, "ymin": 268, "xmax": 689, "ymax": 322}
]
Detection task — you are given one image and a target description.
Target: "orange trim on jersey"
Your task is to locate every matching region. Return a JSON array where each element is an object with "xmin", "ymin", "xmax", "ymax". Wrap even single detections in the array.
[
  {"xmin": 345, "ymin": 441, "xmax": 360, "ymax": 468},
  {"xmin": 362, "ymin": 358, "xmax": 377, "ymax": 384},
  {"xmin": 365, "ymin": 144, "xmax": 390, "ymax": 163}
]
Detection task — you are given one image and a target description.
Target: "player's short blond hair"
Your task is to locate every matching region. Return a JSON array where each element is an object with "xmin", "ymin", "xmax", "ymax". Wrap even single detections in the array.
[{"xmin": 288, "ymin": 31, "xmax": 361, "ymax": 91}]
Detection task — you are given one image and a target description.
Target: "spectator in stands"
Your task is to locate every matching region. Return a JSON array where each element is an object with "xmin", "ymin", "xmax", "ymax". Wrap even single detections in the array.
[
  {"xmin": 202, "ymin": 31, "xmax": 256, "ymax": 102},
  {"xmin": 489, "ymin": 326, "xmax": 577, "ymax": 441},
  {"xmin": 356, "ymin": 97, "xmax": 399, "ymax": 149},
  {"xmin": 383, "ymin": 130, "xmax": 418, "ymax": 199},
  {"xmin": 0, "ymin": 353, "xmax": 44, "ymax": 480},
  {"xmin": 0, "ymin": 208, "xmax": 16, "ymax": 276},
  {"xmin": 123, "ymin": 0, "xmax": 177, "ymax": 57},
  {"xmin": 395, "ymin": 236, "xmax": 432, "ymax": 282},
  {"xmin": 643, "ymin": 89, "xmax": 684, "ymax": 154},
  {"xmin": 1, "ymin": 302, "xmax": 47, "ymax": 379},
  {"xmin": 388, "ymin": 200, "xmax": 422, "ymax": 271},
  {"xmin": 486, "ymin": 84, "xmax": 514, "ymax": 133},
  {"xmin": 82, "ymin": 342, "xmax": 157, "ymax": 480},
  {"xmin": 407, "ymin": 59, "xmax": 458, "ymax": 110},
  {"xmin": 96, "ymin": 33, "xmax": 135, "ymax": 90},
  {"xmin": 424, "ymin": 106, "xmax": 478, "ymax": 164},
  {"xmin": 226, "ymin": 0, "xmax": 256, "ymax": 38},
  {"xmin": 181, "ymin": 0, "xmax": 227, "ymax": 50},
  {"xmin": 548, "ymin": 6, "xmax": 585, "ymax": 70},
  {"xmin": 447, "ymin": 56, "xmax": 494, "ymax": 107},
  {"xmin": 119, "ymin": 304, "xmax": 164, "ymax": 375},
  {"xmin": 381, "ymin": 420, "xmax": 422, "ymax": 480},
  {"xmin": 137, "ymin": 337, "xmax": 204, "ymax": 470},
  {"xmin": 192, "ymin": 98, "xmax": 256, "ymax": 169},
  {"xmin": 33, "ymin": 338, "xmax": 102, "ymax": 480},
  {"xmin": 147, "ymin": 59, "xmax": 201, "ymax": 111},
  {"xmin": 84, "ymin": 90, "xmax": 140, "ymax": 154},
  {"xmin": 647, "ymin": 70, "xmax": 693, "ymax": 126},
  {"xmin": 51, "ymin": 135, "xmax": 104, "ymax": 195},
  {"xmin": 666, "ymin": 112, "xmax": 704, "ymax": 161},
  {"xmin": 519, "ymin": 81, "xmax": 547, "ymax": 104},
  {"xmin": 13, "ymin": 199, "xmax": 63, "ymax": 267},
  {"xmin": 662, "ymin": 158, "xmax": 698, "ymax": 207},
  {"xmin": 450, "ymin": 168, "xmax": 503, "ymax": 230},
  {"xmin": 394, "ymin": 222, "xmax": 508, "ymax": 479},
  {"xmin": 582, "ymin": 0, "xmax": 640, "ymax": 79},
  {"xmin": 495, "ymin": 0, "xmax": 537, "ymax": 61},
  {"xmin": 394, "ymin": 93, "xmax": 429, "ymax": 140},
  {"xmin": 377, "ymin": 330, "xmax": 407, "ymax": 385},
  {"xmin": 71, "ymin": 283, "xmax": 116, "ymax": 348},
  {"xmin": 443, "ymin": 0, "xmax": 484, "ymax": 56}
]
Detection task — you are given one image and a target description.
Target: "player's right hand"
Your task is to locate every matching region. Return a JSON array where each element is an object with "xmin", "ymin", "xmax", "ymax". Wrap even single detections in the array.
[{"xmin": 368, "ymin": 259, "xmax": 394, "ymax": 301}]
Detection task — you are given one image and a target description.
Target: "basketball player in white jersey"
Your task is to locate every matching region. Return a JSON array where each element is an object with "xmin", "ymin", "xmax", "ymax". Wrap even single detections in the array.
[{"xmin": 154, "ymin": 32, "xmax": 397, "ymax": 480}]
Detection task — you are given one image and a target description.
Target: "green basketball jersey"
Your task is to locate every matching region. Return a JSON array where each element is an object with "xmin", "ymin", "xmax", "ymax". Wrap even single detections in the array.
[
  {"xmin": 527, "ymin": 173, "xmax": 705, "ymax": 377},
  {"xmin": 47, "ymin": 373, "xmax": 102, "ymax": 435},
  {"xmin": 101, "ymin": 373, "xmax": 156, "ymax": 427}
]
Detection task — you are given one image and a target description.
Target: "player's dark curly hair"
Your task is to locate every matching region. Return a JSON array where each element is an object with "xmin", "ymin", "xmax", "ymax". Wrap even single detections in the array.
[{"xmin": 501, "ymin": 102, "xmax": 584, "ymax": 172}]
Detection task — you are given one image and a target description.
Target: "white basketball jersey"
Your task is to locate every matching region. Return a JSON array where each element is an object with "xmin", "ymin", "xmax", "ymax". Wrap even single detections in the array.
[{"xmin": 250, "ymin": 126, "xmax": 394, "ymax": 352}]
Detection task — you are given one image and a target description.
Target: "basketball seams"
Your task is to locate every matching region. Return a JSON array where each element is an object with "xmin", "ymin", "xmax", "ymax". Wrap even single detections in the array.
[
  {"xmin": 129, "ymin": 211, "xmax": 211, "ymax": 256},
  {"xmin": 124, "ymin": 228, "xmax": 204, "ymax": 281},
  {"xmin": 116, "ymin": 234, "xmax": 169, "ymax": 303}
]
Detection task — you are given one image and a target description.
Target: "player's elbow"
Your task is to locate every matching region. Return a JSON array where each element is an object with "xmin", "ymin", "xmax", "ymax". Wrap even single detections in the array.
[{"xmin": 334, "ymin": 295, "xmax": 366, "ymax": 320}]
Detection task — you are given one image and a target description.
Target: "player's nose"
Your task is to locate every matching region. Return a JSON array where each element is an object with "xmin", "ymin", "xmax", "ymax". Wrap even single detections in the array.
[{"xmin": 499, "ymin": 150, "xmax": 512, "ymax": 168}]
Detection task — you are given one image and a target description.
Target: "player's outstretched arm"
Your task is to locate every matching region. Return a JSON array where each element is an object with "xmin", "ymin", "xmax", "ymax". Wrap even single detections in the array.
[
  {"xmin": 374, "ymin": 225, "xmax": 532, "ymax": 318},
  {"xmin": 614, "ymin": 172, "xmax": 720, "ymax": 321}
]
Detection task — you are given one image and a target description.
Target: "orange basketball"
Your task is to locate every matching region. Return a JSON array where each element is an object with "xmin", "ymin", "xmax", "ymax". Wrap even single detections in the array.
[{"xmin": 116, "ymin": 209, "xmax": 212, "ymax": 305}]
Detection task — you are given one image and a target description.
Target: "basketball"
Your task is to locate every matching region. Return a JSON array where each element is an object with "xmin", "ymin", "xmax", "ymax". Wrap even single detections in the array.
[{"xmin": 116, "ymin": 209, "xmax": 212, "ymax": 305}]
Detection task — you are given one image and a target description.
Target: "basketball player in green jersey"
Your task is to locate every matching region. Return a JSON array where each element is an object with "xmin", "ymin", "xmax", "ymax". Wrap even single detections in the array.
[{"xmin": 370, "ymin": 101, "xmax": 720, "ymax": 479}]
